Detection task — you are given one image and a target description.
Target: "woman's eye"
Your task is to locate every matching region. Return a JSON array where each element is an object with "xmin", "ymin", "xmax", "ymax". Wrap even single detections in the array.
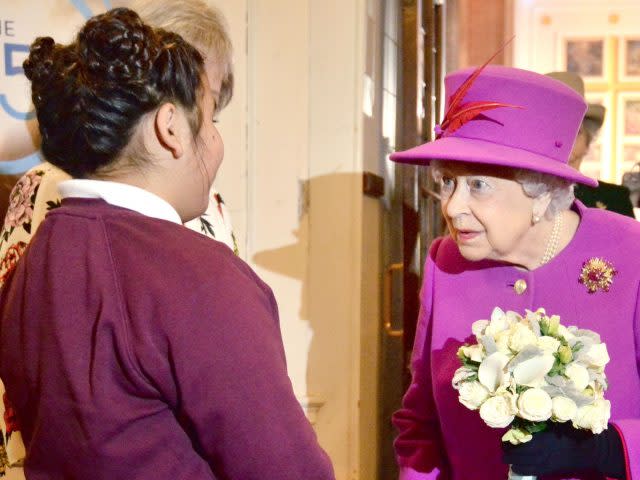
[
  {"xmin": 439, "ymin": 176, "xmax": 455, "ymax": 193},
  {"xmin": 469, "ymin": 178, "xmax": 489, "ymax": 192}
]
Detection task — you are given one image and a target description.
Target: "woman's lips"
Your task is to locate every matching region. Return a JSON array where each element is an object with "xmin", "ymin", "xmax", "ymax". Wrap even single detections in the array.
[{"xmin": 456, "ymin": 229, "xmax": 481, "ymax": 242}]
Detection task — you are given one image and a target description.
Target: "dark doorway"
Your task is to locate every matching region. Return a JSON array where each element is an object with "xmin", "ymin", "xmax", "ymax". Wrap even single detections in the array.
[{"xmin": 378, "ymin": 1, "xmax": 445, "ymax": 479}]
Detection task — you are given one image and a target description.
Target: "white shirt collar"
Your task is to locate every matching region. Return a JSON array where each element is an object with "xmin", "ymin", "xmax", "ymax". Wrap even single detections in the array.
[{"xmin": 58, "ymin": 179, "xmax": 182, "ymax": 225}]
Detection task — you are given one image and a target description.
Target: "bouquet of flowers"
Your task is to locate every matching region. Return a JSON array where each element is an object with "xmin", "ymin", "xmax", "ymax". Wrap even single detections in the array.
[{"xmin": 452, "ymin": 307, "xmax": 611, "ymax": 479}]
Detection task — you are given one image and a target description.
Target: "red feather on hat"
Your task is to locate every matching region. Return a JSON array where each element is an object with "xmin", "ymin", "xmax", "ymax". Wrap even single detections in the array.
[{"xmin": 436, "ymin": 37, "xmax": 523, "ymax": 138}]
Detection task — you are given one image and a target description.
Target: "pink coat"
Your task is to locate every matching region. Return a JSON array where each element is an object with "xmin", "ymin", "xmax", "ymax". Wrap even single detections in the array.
[{"xmin": 393, "ymin": 202, "xmax": 640, "ymax": 480}]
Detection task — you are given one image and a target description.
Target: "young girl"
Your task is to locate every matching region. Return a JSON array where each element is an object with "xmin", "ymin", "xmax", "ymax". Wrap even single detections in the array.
[
  {"xmin": 0, "ymin": 8, "xmax": 335, "ymax": 480},
  {"xmin": 0, "ymin": 1, "xmax": 236, "ymax": 475}
]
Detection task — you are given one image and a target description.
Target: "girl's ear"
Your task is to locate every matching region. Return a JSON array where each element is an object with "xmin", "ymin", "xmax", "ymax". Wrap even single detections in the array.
[{"xmin": 154, "ymin": 102, "xmax": 184, "ymax": 159}]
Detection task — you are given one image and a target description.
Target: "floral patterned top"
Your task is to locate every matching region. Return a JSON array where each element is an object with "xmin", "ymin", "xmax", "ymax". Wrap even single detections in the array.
[{"xmin": 0, "ymin": 162, "xmax": 238, "ymax": 476}]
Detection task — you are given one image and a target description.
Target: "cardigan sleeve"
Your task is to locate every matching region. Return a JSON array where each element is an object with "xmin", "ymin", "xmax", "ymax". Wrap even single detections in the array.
[
  {"xmin": 149, "ymin": 260, "xmax": 335, "ymax": 480},
  {"xmin": 610, "ymin": 284, "xmax": 640, "ymax": 480},
  {"xmin": 392, "ymin": 238, "xmax": 448, "ymax": 479}
]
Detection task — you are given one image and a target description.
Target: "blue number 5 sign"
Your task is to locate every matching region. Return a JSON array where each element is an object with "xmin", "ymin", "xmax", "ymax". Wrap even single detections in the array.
[
  {"xmin": 0, "ymin": 0, "xmax": 112, "ymax": 173},
  {"xmin": 1, "ymin": 0, "xmax": 113, "ymax": 121}
]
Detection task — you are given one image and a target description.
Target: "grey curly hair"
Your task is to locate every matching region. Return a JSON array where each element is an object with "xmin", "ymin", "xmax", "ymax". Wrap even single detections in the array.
[{"xmin": 514, "ymin": 169, "xmax": 574, "ymax": 218}]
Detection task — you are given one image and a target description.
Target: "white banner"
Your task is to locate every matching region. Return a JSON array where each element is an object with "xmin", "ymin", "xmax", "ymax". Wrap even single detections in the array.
[{"xmin": 0, "ymin": 0, "xmax": 118, "ymax": 174}]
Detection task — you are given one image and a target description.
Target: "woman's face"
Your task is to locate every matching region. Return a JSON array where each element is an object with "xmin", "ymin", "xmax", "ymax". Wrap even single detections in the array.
[{"xmin": 437, "ymin": 161, "xmax": 542, "ymax": 264}]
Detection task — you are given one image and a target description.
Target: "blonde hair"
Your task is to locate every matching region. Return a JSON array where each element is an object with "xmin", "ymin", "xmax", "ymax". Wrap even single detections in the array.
[{"xmin": 131, "ymin": 0, "xmax": 234, "ymax": 111}]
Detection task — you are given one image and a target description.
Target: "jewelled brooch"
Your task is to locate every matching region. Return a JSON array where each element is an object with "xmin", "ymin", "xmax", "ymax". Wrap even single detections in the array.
[{"xmin": 579, "ymin": 258, "xmax": 617, "ymax": 293}]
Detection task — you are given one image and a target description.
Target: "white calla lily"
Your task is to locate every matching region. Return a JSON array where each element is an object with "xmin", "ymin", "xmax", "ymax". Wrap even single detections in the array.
[
  {"xmin": 512, "ymin": 354, "xmax": 555, "ymax": 387},
  {"xmin": 478, "ymin": 352, "xmax": 510, "ymax": 392}
]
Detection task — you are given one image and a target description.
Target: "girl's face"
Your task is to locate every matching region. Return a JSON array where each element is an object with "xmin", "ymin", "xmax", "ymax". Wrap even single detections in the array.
[
  {"xmin": 198, "ymin": 65, "xmax": 225, "ymax": 185},
  {"xmin": 437, "ymin": 161, "xmax": 544, "ymax": 265},
  {"xmin": 181, "ymin": 70, "xmax": 224, "ymax": 221}
]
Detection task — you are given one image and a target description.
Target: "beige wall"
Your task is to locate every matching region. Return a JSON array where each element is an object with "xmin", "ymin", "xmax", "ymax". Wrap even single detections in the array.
[{"xmin": 244, "ymin": 0, "xmax": 384, "ymax": 477}]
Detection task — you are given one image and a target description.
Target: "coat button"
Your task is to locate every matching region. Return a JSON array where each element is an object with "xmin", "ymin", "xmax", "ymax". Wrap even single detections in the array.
[{"xmin": 514, "ymin": 279, "xmax": 527, "ymax": 295}]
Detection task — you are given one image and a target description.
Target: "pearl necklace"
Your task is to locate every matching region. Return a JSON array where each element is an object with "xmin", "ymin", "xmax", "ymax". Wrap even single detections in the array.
[{"xmin": 539, "ymin": 213, "xmax": 562, "ymax": 266}]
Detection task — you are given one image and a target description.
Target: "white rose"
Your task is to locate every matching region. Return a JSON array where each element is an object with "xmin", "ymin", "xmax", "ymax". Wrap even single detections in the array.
[
  {"xmin": 494, "ymin": 331, "xmax": 511, "ymax": 355},
  {"xmin": 551, "ymin": 396, "xmax": 577, "ymax": 422},
  {"xmin": 565, "ymin": 364, "xmax": 590, "ymax": 391},
  {"xmin": 517, "ymin": 388, "xmax": 552, "ymax": 422},
  {"xmin": 582, "ymin": 343, "xmax": 610, "ymax": 368},
  {"xmin": 573, "ymin": 399, "xmax": 611, "ymax": 434},
  {"xmin": 509, "ymin": 323, "xmax": 539, "ymax": 353},
  {"xmin": 537, "ymin": 335, "xmax": 561, "ymax": 354},
  {"xmin": 458, "ymin": 381, "xmax": 490, "ymax": 410},
  {"xmin": 472, "ymin": 319, "xmax": 489, "ymax": 339},
  {"xmin": 505, "ymin": 310, "xmax": 524, "ymax": 325},
  {"xmin": 461, "ymin": 344, "xmax": 484, "ymax": 363},
  {"xmin": 452, "ymin": 366, "xmax": 477, "ymax": 389},
  {"xmin": 479, "ymin": 394, "xmax": 516, "ymax": 428}
]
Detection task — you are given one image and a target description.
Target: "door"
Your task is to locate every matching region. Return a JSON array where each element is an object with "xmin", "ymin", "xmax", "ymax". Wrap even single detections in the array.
[{"xmin": 378, "ymin": 1, "xmax": 444, "ymax": 479}]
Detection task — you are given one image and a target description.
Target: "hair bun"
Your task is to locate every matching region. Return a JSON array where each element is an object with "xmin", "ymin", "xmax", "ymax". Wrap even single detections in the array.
[
  {"xmin": 77, "ymin": 7, "xmax": 157, "ymax": 82},
  {"xmin": 26, "ymin": 7, "xmax": 204, "ymax": 178},
  {"xmin": 23, "ymin": 37, "xmax": 57, "ymax": 82}
]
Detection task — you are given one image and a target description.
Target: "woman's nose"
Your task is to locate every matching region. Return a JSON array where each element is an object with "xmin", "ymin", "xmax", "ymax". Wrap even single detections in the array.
[{"xmin": 444, "ymin": 182, "xmax": 469, "ymax": 218}]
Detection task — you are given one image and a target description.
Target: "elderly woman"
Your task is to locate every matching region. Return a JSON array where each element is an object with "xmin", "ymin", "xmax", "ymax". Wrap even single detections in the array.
[{"xmin": 391, "ymin": 66, "xmax": 638, "ymax": 479}]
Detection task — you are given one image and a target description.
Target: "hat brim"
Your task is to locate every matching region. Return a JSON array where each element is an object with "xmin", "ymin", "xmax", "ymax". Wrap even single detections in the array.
[{"xmin": 390, "ymin": 136, "xmax": 598, "ymax": 187}]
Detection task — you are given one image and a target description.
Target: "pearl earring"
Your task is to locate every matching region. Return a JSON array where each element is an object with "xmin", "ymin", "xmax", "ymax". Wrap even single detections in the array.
[{"xmin": 532, "ymin": 214, "xmax": 541, "ymax": 224}]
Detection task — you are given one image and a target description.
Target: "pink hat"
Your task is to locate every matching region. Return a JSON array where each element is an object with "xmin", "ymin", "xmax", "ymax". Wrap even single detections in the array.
[{"xmin": 390, "ymin": 65, "xmax": 598, "ymax": 187}]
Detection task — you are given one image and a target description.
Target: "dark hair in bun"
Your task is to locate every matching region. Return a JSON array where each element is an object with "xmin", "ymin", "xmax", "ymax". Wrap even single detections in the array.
[{"xmin": 23, "ymin": 7, "xmax": 204, "ymax": 178}]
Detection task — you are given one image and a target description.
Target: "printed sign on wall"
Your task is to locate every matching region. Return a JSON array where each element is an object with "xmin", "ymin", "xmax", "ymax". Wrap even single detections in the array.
[{"xmin": 0, "ymin": 1, "xmax": 115, "ymax": 174}]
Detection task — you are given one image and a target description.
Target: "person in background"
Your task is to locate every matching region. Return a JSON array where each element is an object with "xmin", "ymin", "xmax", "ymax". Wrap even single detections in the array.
[
  {"xmin": 546, "ymin": 71, "xmax": 635, "ymax": 218},
  {"xmin": 0, "ymin": 6, "xmax": 334, "ymax": 480},
  {"xmin": 390, "ymin": 65, "xmax": 636, "ymax": 479}
]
